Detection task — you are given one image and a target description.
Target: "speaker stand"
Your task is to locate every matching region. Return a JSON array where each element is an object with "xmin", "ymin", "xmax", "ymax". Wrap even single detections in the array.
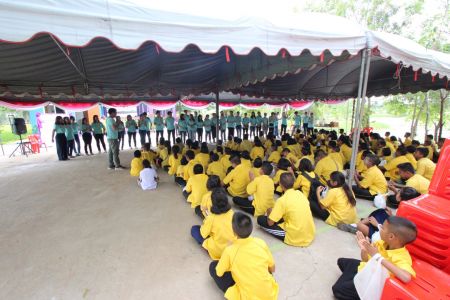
[{"xmin": 9, "ymin": 134, "xmax": 32, "ymax": 158}]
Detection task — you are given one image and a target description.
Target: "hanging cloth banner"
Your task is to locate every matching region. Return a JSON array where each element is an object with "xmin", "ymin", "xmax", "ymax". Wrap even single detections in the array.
[
  {"xmin": 0, "ymin": 99, "xmax": 50, "ymax": 110},
  {"xmin": 289, "ymin": 101, "xmax": 314, "ymax": 110},
  {"xmin": 181, "ymin": 99, "xmax": 211, "ymax": 110}
]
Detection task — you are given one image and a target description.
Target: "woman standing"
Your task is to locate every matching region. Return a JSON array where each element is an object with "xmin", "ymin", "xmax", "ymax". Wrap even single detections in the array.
[
  {"xmin": 178, "ymin": 114, "xmax": 187, "ymax": 143},
  {"xmin": 81, "ymin": 117, "xmax": 94, "ymax": 155},
  {"xmin": 91, "ymin": 115, "xmax": 106, "ymax": 153},
  {"xmin": 64, "ymin": 116, "xmax": 76, "ymax": 158},
  {"xmin": 125, "ymin": 115, "xmax": 137, "ymax": 148},
  {"xmin": 138, "ymin": 114, "xmax": 148, "ymax": 147},
  {"xmin": 203, "ymin": 115, "xmax": 212, "ymax": 143},
  {"xmin": 117, "ymin": 116, "xmax": 125, "ymax": 150},
  {"xmin": 51, "ymin": 116, "xmax": 69, "ymax": 161},
  {"xmin": 196, "ymin": 115, "xmax": 204, "ymax": 142},
  {"xmin": 281, "ymin": 112, "xmax": 288, "ymax": 136},
  {"xmin": 188, "ymin": 114, "xmax": 197, "ymax": 141},
  {"xmin": 70, "ymin": 116, "xmax": 81, "ymax": 156},
  {"xmin": 249, "ymin": 112, "xmax": 257, "ymax": 138}
]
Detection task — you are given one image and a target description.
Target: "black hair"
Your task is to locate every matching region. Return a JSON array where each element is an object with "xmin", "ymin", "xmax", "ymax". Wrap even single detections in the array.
[
  {"xmin": 411, "ymin": 140, "xmax": 420, "ymax": 146},
  {"xmin": 210, "ymin": 152, "xmax": 219, "ymax": 162},
  {"xmin": 108, "ymin": 108, "xmax": 117, "ymax": 114},
  {"xmin": 396, "ymin": 145, "xmax": 407, "ymax": 156},
  {"xmin": 314, "ymin": 149, "xmax": 327, "ymax": 160},
  {"xmin": 280, "ymin": 172, "xmax": 295, "ymax": 189},
  {"xmin": 298, "ymin": 158, "xmax": 314, "ymax": 172},
  {"xmin": 186, "ymin": 150, "xmax": 195, "ymax": 160},
  {"xmin": 253, "ymin": 158, "xmax": 263, "ymax": 168},
  {"xmin": 260, "ymin": 162, "xmax": 273, "ymax": 175},
  {"xmin": 207, "ymin": 175, "xmax": 221, "ymax": 190},
  {"xmin": 330, "ymin": 171, "xmax": 356, "ymax": 206},
  {"xmin": 338, "ymin": 135, "xmax": 352, "ymax": 147},
  {"xmin": 254, "ymin": 139, "xmax": 263, "ymax": 147},
  {"xmin": 230, "ymin": 155, "xmax": 241, "ymax": 165},
  {"xmin": 172, "ymin": 145, "xmax": 180, "ymax": 159},
  {"xmin": 142, "ymin": 159, "xmax": 151, "ymax": 168},
  {"xmin": 176, "ymin": 137, "xmax": 182, "ymax": 143},
  {"xmin": 277, "ymin": 158, "xmax": 291, "ymax": 171},
  {"xmin": 134, "ymin": 150, "xmax": 142, "ymax": 158},
  {"xmin": 386, "ymin": 216, "xmax": 417, "ymax": 245},
  {"xmin": 180, "ymin": 156, "xmax": 188, "ymax": 165},
  {"xmin": 164, "ymin": 140, "xmax": 172, "ymax": 155},
  {"xmin": 210, "ymin": 188, "xmax": 232, "ymax": 215},
  {"xmin": 378, "ymin": 139, "xmax": 387, "ymax": 147},
  {"xmin": 381, "ymin": 147, "xmax": 391, "ymax": 157},
  {"xmin": 241, "ymin": 151, "xmax": 251, "ymax": 160},
  {"xmin": 365, "ymin": 153, "xmax": 380, "ymax": 166},
  {"xmin": 397, "ymin": 162, "xmax": 415, "ymax": 174},
  {"xmin": 232, "ymin": 212, "xmax": 253, "ymax": 238},
  {"xmin": 144, "ymin": 143, "xmax": 151, "ymax": 151},
  {"xmin": 406, "ymin": 145, "xmax": 416, "ymax": 154},
  {"xmin": 201, "ymin": 146, "xmax": 209, "ymax": 154},
  {"xmin": 193, "ymin": 164, "xmax": 204, "ymax": 174},
  {"xmin": 415, "ymin": 147, "xmax": 429, "ymax": 157},
  {"xmin": 216, "ymin": 146, "xmax": 224, "ymax": 154},
  {"xmin": 399, "ymin": 187, "xmax": 421, "ymax": 200}
]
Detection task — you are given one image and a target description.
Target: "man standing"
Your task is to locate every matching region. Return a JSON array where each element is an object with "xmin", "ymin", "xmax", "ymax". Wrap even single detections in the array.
[
  {"xmin": 165, "ymin": 111, "xmax": 176, "ymax": 144},
  {"xmin": 235, "ymin": 111, "xmax": 242, "ymax": 138},
  {"xmin": 302, "ymin": 112, "xmax": 309, "ymax": 135},
  {"xmin": 227, "ymin": 111, "xmax": 235, "ymax": 137},
  {"xmin": 292, "ymin": 111, "xmax": 301, "ymax": 135},
  {"xmin": 211, "ymin": 113, "xmax": 217, "ymax": 143},
  {"xmin": 106, "ymin": 108, "xmax": 123, "ymax": 170},
  {"xmin": 154, "ymin": 111, "xmax": 164, "ymax": 143}
]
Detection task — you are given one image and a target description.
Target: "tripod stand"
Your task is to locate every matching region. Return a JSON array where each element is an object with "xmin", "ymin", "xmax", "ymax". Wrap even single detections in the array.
[{"xmin": 9, "ymin": 134, "xmax": 32, "ymax": 158}]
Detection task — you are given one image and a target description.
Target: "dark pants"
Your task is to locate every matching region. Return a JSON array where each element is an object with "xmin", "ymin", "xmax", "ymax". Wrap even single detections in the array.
[
  {"xmin": 257, "ymin": 215, "xmax": 286, "ymax": 241},
  {"xmin": 243, "ymin": 126, "xmax": 249, "ymax": 135},
  {"xmin": 138, "ymin": 130, "xmax": 147, "ymax": 146},
  {"xmin": 232, "ymin": 197, "xmax": 255, "ymax": 215},
  {"xmin": 94, "ymin": 133, "xmax": 106, "ymax": 152},
  {"xmin": 146, "ymin": 130, "xmax": 151, "ymax": 144},
  {"xmin": 303, "ymin": 123, "xmax": 308, "ymax": 134},
  {"xmin": 352, "ymin": 185, "xmax": 375, "ymax": 201},
  {"xmin": 368, "ymin": 209, "xmax": 390, "ymax": 238},
  {"xmin": 209, "ymin": 261, "xmax": 235, "ymax": 293},
  {"xmin": 309, "ymin": 198, "xmax": 330, "ymax": 221},
  {"xmin": 156, "ymin": 130, "xmax": 163, "ymax": 143},
  {"xmin": 167, "ymin": 129, "xmax": 175, "ymax": 144},
  {"xmin": 211, "ymin": 126, "xmax": 217, "ymax": 140},
  {"xmin": 128, "ymin": 132, "xmax": 137, "ymax": 148},
  {"xmin": 67, "ymin": 139, "xmax": 75, "ymax": 156},
  {"xmin": 250, "ymin": 126, "xmax": 255, "ymax": 137},
  {"xmin": 118, "ymin": 131, "xmax": 125, "ymax": 149},
  {"xmin": 236, "ymin": 125, "xmax": 242, "ymax": 138},
  {"xmin": 73, "ymin": 134, "xmax": 81, "ymax": 154},
  {"xmin": 82, "ymin": 132, "xmax": 93, "ymax": 154},
  {"xmin": 227, "ymin": 128, "xmax": 234, "ymax": 137},
  {"xmin": 197, "ymin": 128, "xmax": 203, "ymax": 142},
  {"xmin": 191, "ymin": 225, "xmax": 204, "ymax": 244},
  {"xmin": 108, "ymin": 139, "xmax": 121, "ymax": 168},
  {"xmin": 332, "ymin": 258, "xmax": 361, "ymax": 300},
  {"xmin": 281, "ymin": 124, "xmax": 287, "ymax": 135},
  {"xmin": 175, "ymin": 176, "xmax": 186, "ymax": 187},
  {"xmin": 387, "ymin": 195, "xmax": 399, "ymax": 209},
  {"xmin": 180, "ymin": 131, "xmax": 186, "ymax": 143},
  {"xmin": 194, "ymin": 205, "xmax": 205, "ymax": 220},
  {"xmin": 55, "ymin": 133, "xmax": 68, "ymax": 160}
]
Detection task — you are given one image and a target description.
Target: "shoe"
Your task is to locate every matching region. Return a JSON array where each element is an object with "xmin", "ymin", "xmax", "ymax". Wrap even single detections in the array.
[
  {"xmin": 108, "ymin": 166, "xmax": 114, "ymax": 170},
  {"xmin": 337, "ymin": 223, "xmax": 357, "ymax": 234},
  {"xmin": 115, "ymin": 166, "xmax": 126, "ymax": 170},
  {"xmin": 77, "ymin": 153, "xmax": 81, "ymax": 156}
]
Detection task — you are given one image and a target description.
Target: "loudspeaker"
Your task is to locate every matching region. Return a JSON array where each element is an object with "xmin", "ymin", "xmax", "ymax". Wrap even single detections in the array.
[{"xmin": 13, "ymin": 118, "xmax": 27, "ymax": 135}]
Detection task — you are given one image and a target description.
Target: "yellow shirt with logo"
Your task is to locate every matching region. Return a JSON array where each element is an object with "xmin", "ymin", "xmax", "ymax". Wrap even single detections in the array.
[
  {"xmin": 320, "ymin": 187, "xmax": 358, "ymax": 226},
  {"xmin": 246, "ymin": 175, "xmax": 275, "ymax": 216},
  {"xmin": 201, "ymin": 210, "xmax": 236, "ymax": 260},
  {"xmin": 269, "ymin": 189, "xmax": 315, "ymax": 247}
]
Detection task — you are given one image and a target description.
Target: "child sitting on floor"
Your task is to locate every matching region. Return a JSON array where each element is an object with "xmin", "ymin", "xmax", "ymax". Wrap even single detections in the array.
[
  {"xmin": 130, "ymin": 150, "xmax": 143, "ymax": 177},
  {"xmin": 175, "ymin": 156, "xmax": 188, "ymax": 187},
  {"xmin": 191, "ymin": 188, "xmax": 235, "ymax": 260},
  {"xmin": 207, "ymin": 153, "xmax": 226, "ymax": 181},
  {"xmin": 209, "ymin": 212, "xmax": 279, "ymax": 299},
  {"xmin": 332, "ymin": 216, "xmax": 417, "ymax": 300},
  {"xmin": 196, "ymin": 175, "xmax": 221, "ymax": 219},
  {"xmin": 183, "ymin": 164, "xmax": 209, "ymax": 209},
  {"xmin": 137, "ymin": 159, "xmax": 158, "ymax": 191},
  {"xmin": 251, "ymin": 157, "xmax": 262, "ymax": 178}
]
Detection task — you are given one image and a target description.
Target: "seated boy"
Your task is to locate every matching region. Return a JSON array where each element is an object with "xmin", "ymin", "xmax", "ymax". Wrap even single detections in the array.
[
  {"xmin": 138, "ymin": 159, "xmax": 158, "ymax": 190},
  {"xmin": 196, "ymin": 175, "xmax": 221, "ymax": 219},
  {"xmin": 257, "ymin": 173, "xmax": 315, "ymax": 247},
  {"xmin": 183, "ymin": 164, "xmax": 209, "ymax": 208},
  {"xmin": 223, "ymin": 155, "xmax": 251, "ymax": 202},
  {"xmin": 130, "ymin": 150, "xmax": 143, "ymax": 177},
  {"xmin": 352, "ymin": 154, "xmax": 387, "ymax": 200},
  {"xmin": 332, "ymin": 216, "xmax": 417, "ymax": 300},
  {"xmin": 207, "ymin": 153, "xmax": 226, "ymax": 181},
  {"xmin": 414, "ymin": 147, "xmax": 436, "ymax": 180},
  {"xmin": 209, "ymin": 212, "xmax": 279, "ymax": 300},
  {"xmin": 232, "ymin": 162, "xmax": 275, "ymax": 217}
]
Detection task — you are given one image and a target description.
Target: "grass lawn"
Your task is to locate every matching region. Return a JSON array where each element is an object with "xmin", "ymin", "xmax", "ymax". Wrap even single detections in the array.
[{"xmin": 0, "ymin": 124, "xmax": 32, "ymax": 144}]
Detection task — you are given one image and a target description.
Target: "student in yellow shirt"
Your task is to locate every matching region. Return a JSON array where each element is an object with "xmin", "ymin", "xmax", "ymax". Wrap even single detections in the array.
[
  {"xmin": 141, "ymin": 143, "xmax": 156, "ymax": 166},
  {"xmin": 191, "ymin": 188, "xmax": 235, "ymax": 260},
  {"xmin": 220, "ymin": 147, "xmax": 233, "ymax": 174},
  {"xmin": 233, "ymin": 162, "xmax": 275, "ymax": 216},
  {"xmin": 257, "ymin": 173, "xmax": 315, "ymax": 247},
  {"xmin": 267, "ymin": 144, "xmax": 281, "ymax": 164},
  {"xmin": 332, "ymin": 216, "xmax": 417, "ymax": 299},
  {"xmin": 174, "ymin": 156, "xmax": 188, "ymax": 187},
  {"xmin": 414, "ymin": 147, "xmax": 436, "ymax": 180},
  {"xmin": 281, "ymin": 148, "xmax": 299, "ymax": 168},
  {"xmin": 183, "ymin": 150, "xmax": 198, "ymax": 182},
  {"xmin": 223, "ymin": 156, "xmax": 251, "ymax": 200},
  {"xmin": 405, "ymin": 145, "xmax": 418, "ymax": 169},
  {"xmin": 379, "ymin": 146, "xmax": 410, "ymax": 181},
  {"xmin": 328, "ymin": 141, "xmax": 345, "ymax": 170},
  {"xmin": 167, "ymin": 145, "xmax": 181, "ymax": 176},
  {"xmin": 251, "ymin": 158, "xmax": 262, "ymax": 178},
  {"xmin": 338, "ymin": 135, "xmax": 353, "ymax": 167},
  {"xmin": 158, "ymin": 140, "xmax": 171, "ymax": 170},
  {"xmin": 195, "ymin": 144, "xmax": 210, "ymax": 170},
  {"xmin": 314, "ymin": 150, "xmax": 342, "ymax": 185},
  {"xmin": 210, "ymin": 212, "xmax": 278, "ymax": 300},
  {"xmin": 293, "ymin": 158, "xmax": 322, "ymax": 201},
  {"xmin": 352, "ymin": 153, "xmax": 388, "ymax": 200},
  {"xmin": 314, "ymin": 172, "xmax": 358, "ymax": 226},
  {"xmin": 240, "ymin": 151, "xmax": 252, "ymax": 169},
  {"xmin": 130, "ymin": 150, "xmax": 143, "ymax": 177},
  {"xmin": 250, "ymin": 139, "xmax": 265, "ymax": 161},
  {"xmin": 273, "ymin": 158, "xmax": 292, "ymax": 195},
  {"xmin": 402, "ymin": 132, "xmax": 412, "ymax": 146},
  {"xmin": 239, "ymin": 134, "xmax": 253, "ymax": 153},
  {"xmin": 197, "ymin": 175, "xmax": 221, "ymax": 219},
  {"xmin": 207, "ymin": 153, "xmax": 226, "ymax": 181},
  {"xmin": 183, "ymin": 164, "xmax": 208, "ymax": 208}
]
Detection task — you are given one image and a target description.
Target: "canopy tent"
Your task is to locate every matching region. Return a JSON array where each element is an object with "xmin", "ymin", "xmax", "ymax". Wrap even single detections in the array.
[{"xmin": 0, "ymin": 0, "xmax": 448, "ymax": 105}]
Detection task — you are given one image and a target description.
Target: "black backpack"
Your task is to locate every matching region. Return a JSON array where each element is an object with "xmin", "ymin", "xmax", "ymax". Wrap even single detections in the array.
[{"xmin": 301, "ymin": 171, "xmax": 324, "ymax": 203}]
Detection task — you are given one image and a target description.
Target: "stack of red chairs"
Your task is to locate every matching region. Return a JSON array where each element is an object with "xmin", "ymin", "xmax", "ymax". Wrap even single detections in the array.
[
  {"xmin": 28, "ymin": 134, "xmax": 40, "ymax": 154},
  {"xmin": 381, "ymin": 139, "xmax": 450, "ymax": 299}
]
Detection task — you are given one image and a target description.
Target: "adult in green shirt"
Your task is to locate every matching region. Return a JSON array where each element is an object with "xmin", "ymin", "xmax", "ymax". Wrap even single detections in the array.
[
  {"xmin": 219, "ymin": 112, "xmax": 227, "ymax": 141},
  {"xmin": 242, "ymin": 113, "xmax": 250, "ymax": 136},
  {"xmin": 226, "ymin": 111, "xmax": 235, "ymax": 137},
  {"xmin": 249, "ymin": 112, "xmax": 257, "ymax": 138},
  {"xmin": 196, "ymin": 114, "xmax": 204, "ymax": 142},
  {"xmin": 203, "ymin": 114, "xmax": 212, "ymax": 143},
  {"xmin": 154, "ymin": 111, "xmax": 164, "ymax": 144},
  {"xmin": 106, "ymin": 108, "xmax": 123, "ymax": 170},
  {"xmin": 117, "ymin": 115, "xmax": 125, "ymax": 150},
  {"xmin": 235, "ymin": 111, "xmax": 242, "ymax": 138},
  {"xmin": 81, "ymin": 117, "xmax": 94, "ymax": 155},
  {"xmin": 165, "ymin": 111, "xmax": 176, "ymax": 144},
  {"xmin": 91, "ymin": 115, "xmax": 106, "ymax": 153},
  {"xmin": 51, "ymin": 115, "xmax": 69, "ymax": 161},
  {"xmin": 138, "ymin": 113, "xmax": 148, "ymax": 146},
  {"xmin": 125, "ymin": 115, "xmax": 137, "ymax": 148},
  {"xmin": 177, "ymin": 114, "xmax": 187, "ymax": 143},
  {"xmin": 70, "ymin": 116, "xmax": 81, "ymax": 156},
  {"xmin": 64, "ymin": 116, "xmax": 75, "ymax": 158}
]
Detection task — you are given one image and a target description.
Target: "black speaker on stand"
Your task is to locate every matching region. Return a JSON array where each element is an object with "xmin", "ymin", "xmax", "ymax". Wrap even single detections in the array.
[{"xmin": 8, "ymin": 115, "xmax": 32, "ymax": 158}]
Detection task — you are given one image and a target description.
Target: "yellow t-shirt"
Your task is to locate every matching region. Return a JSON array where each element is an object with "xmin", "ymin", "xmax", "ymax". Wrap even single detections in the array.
[
  {"xmin": 405, "ymin": 153, "xmax": 417, "ymax": 170},
  {"xmin": 406, "ymin": 174, "xmax": 430, "ymax": 194},
  {"xmin": 285, "ymin": 153, "xmax": 299, "ymax": 166},
  {"xmin": 287, "ymin": 144, "xmax": 301, "ymax": 158},
  {"xmin": 358, "ymin": 240, "xmax": 416, "ymax": 277},
  {"xmin": 416, "ymin": 157, "xmax": 435, "ymax": 181},
  {"xmin": 207, "ymin": 161, "xmax": 226, "ymax": 181},
  {"xmin": 241, "ymin": 159, "xmax": 252, "ymax": 169},
  {"xmin": 246, "ymin": 175, "xmax": 275, "ymax": 216},
  {"xmin": 200, "ymin": 191, "xmax": 212, "ymax": 216},
  {"xmin": 293, "ymin": 171, "xmax": 316, "ymax": 198},
  {"xmin": 269, "ymin": 189, "xmax": 315, "ymax": 247},
  {"xmin": 384, "ymin": 155, "xmax": 410, "ymax": 181},
  {"xmin": 267, "ymin": 151, "xmax": 281, "ymax": 164},
  {"xmin": 403, "ymin": 137, "xmax": 412, "ymax": 146},
  {"xmin": 159, "ymin": 148, "xmax": 169, "ymax": 167},
  {"xmin": 273, "ymin": 170, "xmax": 289, "ymax": 193},
  {"xmin": 185, "ymin": 174, "xmax": 209, "ymax": 208},
  {"xmin": 220, "ymin": 154, "xmax": 232, "ymax": 171},
  {"xmin": 356, "ymin": 151, "xmax": 368, "ymax": 174},
  {"xmin": 250, "ymin": 146, "xmax": 265, "ymax": 160},
  {"xmin": 425, "ymin": 145, "xmax": 434, "ymax": 160},
  {"xmin": 216, "ymin": 237, "xmax": 279, "ymax": 300},
  {"xmin": 201, "ymin": 210, "xmax": 236, "ymax": 260},
  {"xmin": 130, "ymin": 157, "xmax": 143, "ymax": 177},
  {"xmin": 168, "ymin": 154, "xmax": 181, "ymax": 176},
  {"xmin": 183, "ymin": 159, "xmax": 199, "ymax": 181},
  {"xmin": 176, "ymin": 165, "xmax": 185, "ymax": 178},
  {"xmin": 223, "ymin": 164, "xmax": 252, "ymax": 197},
  {"xmin": 359, "ymin": 166, "xmax": 388, "ymax": 195},
  {"xmin": 240, "ymin": 140, "xmax": 253, "ymax": 153},
  {"xmin": 315, "ymin": 155, "xmax": 342, "ymax": 185},
  {"xmin": 320, "ymin": 187, "xmax": 358, "ymax": 226},
  {"xmin": 195, "ymin": 152, "xmax": 210, "ymax": 169},
  {"xmin": 329, "ymin": 152, "xmax": 345, "ymax": 170},
  {"xmin": 141, "ymin": 151, "xmax": 155, "ymax": 164},
  {"xmin": 251, "ymin": 167, "xmax": 261, "ymax": 178},
  {"xmin": 340, "ymin": 144, "xmax": 352, "ymax": 164}
]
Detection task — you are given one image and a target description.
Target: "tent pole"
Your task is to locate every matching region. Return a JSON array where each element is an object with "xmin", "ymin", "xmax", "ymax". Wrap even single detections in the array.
[
  {"xmin": 349, "ymin": 49, "xmax": 371, "ymax": 185},
  {"xmin": 215, "ymin": 92, "xmax": 220, "ymax": 146}
]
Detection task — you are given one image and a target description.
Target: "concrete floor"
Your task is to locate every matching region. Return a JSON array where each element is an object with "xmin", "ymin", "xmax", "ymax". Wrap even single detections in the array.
[{"xmin": 0, "ymin": 148, "xmax": 376, "ymax": 300}]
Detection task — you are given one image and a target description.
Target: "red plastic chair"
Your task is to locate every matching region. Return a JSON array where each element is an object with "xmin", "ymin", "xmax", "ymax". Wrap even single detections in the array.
[
  {"xmin": 362, "ymin": 127, "xmax": 373, "ymax": 134},
  {"xmin": 428, "ymin": 138, "xmax": 450, "ymax": 200},
  {"xmin": 381, "ymin": 259, "xmax": 450, "ymax": 300},
  {"xmin": 28, "ymin": 135, "xmax": 40, "ymax": 154}
]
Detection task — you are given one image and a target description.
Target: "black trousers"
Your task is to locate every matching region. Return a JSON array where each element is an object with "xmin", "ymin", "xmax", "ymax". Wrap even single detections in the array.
[
  {"xmin": 303, "ymin": 123, "xmax": 308, "ymax": 134},
  {"xmin": 309, "ymin": 198, "xmax": 330, "ymax": 221},
  {"xmin": 94, "ymin": 133, "xmax": 106, "ymax": 152},
  {"xmin": 250, "ymin": 126, "xmax": 256, "ymax": 137},
  {"xmin": 67, "ymin": 139, "xmax": 75, "ymax": 156},
  {"xmin": 73, "ymin": 134, "xmax": 81, "ymax": 154},
  {"xmin": 236, "ymin": 125, "xmax": 242, "ymax": 137},
  {"xmin": 194, "ymin": 205, "xmax": 205, "ymax": 220},
  {"xmin": 352, "ymin": 185, "xmax": 375, "ymax": 201},
  {"xmin": 332, "ymin": 258, "xmax": 361, "ymax": 300},
  {"xmin": 167, "ymin": 129, "xmax": 175, "ymax": 144},
  {"xmin": 209, "ymin": 261, "xmax": 235, "ymax": 293},
  {"xmin": 82, "ymin": 132, "xmax": 93, "ymax": 154},
  {"xmin": 228, "ymin": 128, "xmax": 234, "ymax": 137},
  {"xmin": 128, "ymin": 132, "xmax": 137, "ymax": 148},
  {"xmin": 243, "ymin": 126, "xmax": 249, "ymax": 135},
  {"xmin": 55, "ymin": 133, "xmax": 68, "ymax": 160},
  {"xmin": 211, "ymin": 126, "xmax": 217, "ymax": 140},
  {"xmin": 257, "ymin": 215, "xmax": 286, "ymax": 241},
  {"xmin": 175, "ymin": 176, "xmax": 186, "ymax": 187},
  {"xmin": 232, "ymin": 197, "xmax": 255, "ymax": 215},
  {"xmin": 281, "ymin": 124, "xmax": 287, "ymax": 135},
  {"xmin": 118, "ymin": 131, "xmax": 125, "ymax": 149},
  {"xmin": 139, "ymin": 130, "xmax": 147, "ymax": 146},
  {"xmin": 180, "ymin": 131, "xmax": 186, "ymax": 143},
  {"xmin": 156, "ymin": 130, "xmax": 164, "ymax": 143},
  {"xmin": 197, "ymin": 128, "xmax": 203, "ymax": 142}
]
